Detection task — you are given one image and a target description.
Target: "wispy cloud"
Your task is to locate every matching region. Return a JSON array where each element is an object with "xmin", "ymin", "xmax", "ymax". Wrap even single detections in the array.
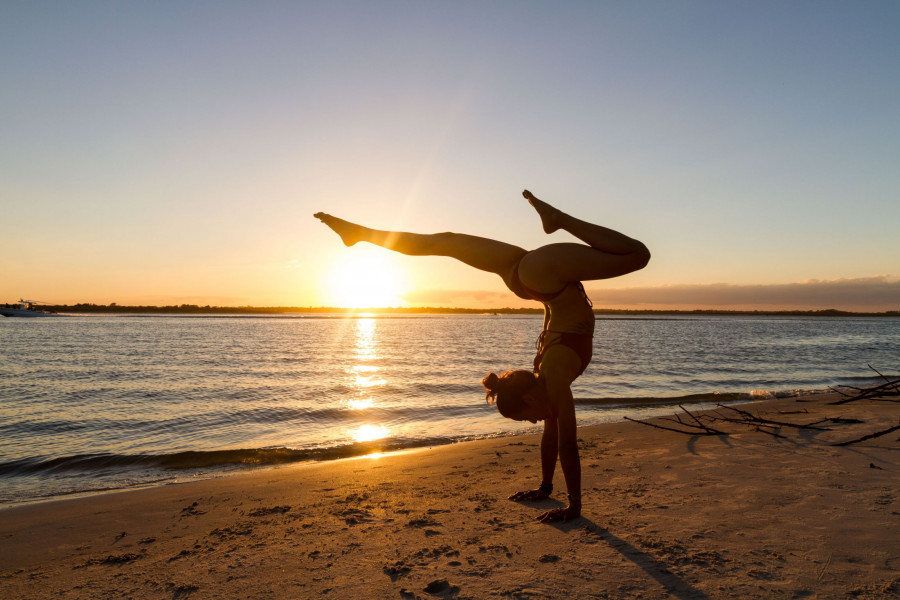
[
  {"xmin": 404, "ymin": 276, "xmax": 900, "ymax": 311},
  {"xmin": 586, "ymin": 276, "xmax": 900, "ymax": 311}
]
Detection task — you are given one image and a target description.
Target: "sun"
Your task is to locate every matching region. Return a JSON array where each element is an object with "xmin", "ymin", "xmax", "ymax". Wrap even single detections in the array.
[{"xmin": 324, "ymin": 248, "xmax": 408, "ymax": 308}]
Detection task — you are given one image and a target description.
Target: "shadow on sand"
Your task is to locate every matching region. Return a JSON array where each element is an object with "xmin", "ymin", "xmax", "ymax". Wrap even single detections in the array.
[{"xmin": 549, "ymin": 517, "xmax": 711, "ymax": 600}]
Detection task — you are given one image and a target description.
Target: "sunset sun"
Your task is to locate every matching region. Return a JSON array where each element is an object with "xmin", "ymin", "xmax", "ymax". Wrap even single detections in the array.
[{"xmin": 324, "ymin": 249, "xmax": 408, "ymax": 308}]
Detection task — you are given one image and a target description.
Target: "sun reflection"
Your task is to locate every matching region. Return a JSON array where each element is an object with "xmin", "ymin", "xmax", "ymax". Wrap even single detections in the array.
[
  {"xmin": 347, "ymin": 398, "xmax": 374, "ymax": 410},
  {"xmin": 354, "ymin": 318, "xmax": 378, "ymax": 361},
  {"xmin": 351, "ymin": 424, "xmax": 389, "ymax": 443},
  {"xmin": 344, "ymin": 318, "xmax": 393, "ymax": 445},
  {"xmin": 352, "ymin": 319, "xmax": 385, "ymax": 387},
  {"xmin": 354, "ymin": 374, "xmax": 386, "ymax": 388}
]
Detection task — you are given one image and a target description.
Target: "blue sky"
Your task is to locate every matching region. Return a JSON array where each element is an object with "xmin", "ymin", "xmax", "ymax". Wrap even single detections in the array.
[{"xmin": 2, "ymin": 1, "xmax": 898, "ymax": 309}]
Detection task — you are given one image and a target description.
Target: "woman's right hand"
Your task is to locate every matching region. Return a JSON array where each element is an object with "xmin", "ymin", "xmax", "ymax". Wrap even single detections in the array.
[{"xmin": 508, "ymin": 487, "xmax": 550, "ymax": 502}]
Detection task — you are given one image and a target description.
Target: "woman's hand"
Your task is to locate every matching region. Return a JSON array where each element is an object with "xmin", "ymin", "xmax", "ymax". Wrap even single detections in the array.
[
  {"xmin": 508, "ymin": 487, "xmax": 551, "ymax": 502},
  {"xmin": 536, "ymin": 504, "xmax": 580, "ymax": 523}
]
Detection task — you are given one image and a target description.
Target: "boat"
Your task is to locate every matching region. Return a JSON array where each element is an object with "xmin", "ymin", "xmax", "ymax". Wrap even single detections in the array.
[{"xmin": 0, "ymin": 299, "xmax": 57, "ymax": 317}]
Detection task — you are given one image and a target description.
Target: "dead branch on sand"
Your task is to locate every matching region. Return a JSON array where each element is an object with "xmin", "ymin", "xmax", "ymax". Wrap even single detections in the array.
[
  {"xmin": 711, "ymin": 404, "xmax": 832, "ymax": 431},
  {"xmin": 627, "ymin": 404, "xmax": 898, "ymax": 446},
  {"xmin": 829, "ymin": 365, "xmax": 899, "ymax": 405},
  {"xmin": 624, "ymin": 405, "xmax": 726, "ymax": 436},
  {"xmin": 625, "ymin": 403, "xmax": 834, "ymax": 438},
  {"xmin": 832, "ymin": 423, "xmax": 900, "ymax": 447},
  {"xmin": 626, "ymin": 370, "xmax": 898, "ymax": 444}
]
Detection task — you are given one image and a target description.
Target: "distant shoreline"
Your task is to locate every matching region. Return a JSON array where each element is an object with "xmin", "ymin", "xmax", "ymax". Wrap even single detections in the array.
[{"xmin": 25, "ymin": 303, "xmax": 900, "ymax": 317}]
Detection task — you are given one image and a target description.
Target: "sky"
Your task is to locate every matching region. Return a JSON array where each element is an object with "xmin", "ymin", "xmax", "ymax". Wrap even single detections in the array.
[{"xmin": 2, "ymin": 1, "xmax": 898, "ymax": 311}]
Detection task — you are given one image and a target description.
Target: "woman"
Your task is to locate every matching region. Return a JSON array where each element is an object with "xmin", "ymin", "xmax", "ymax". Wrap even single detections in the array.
[{"xmin": 315, "ymin": 190, "xmax": 650, "ymax": 523}]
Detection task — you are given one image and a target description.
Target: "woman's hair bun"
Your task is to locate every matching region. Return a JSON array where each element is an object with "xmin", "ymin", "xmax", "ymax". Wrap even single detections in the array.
[
  {"xmin": 482, "ymin": 372, "xmax": 502, "ymax": 403},
  {"xmin": 482, "ymin": 369, "xmax": 538, "ymax": 416},
  {"xmin": 482, "ymin": 372, "xmax": 501, "ymax": 391}
]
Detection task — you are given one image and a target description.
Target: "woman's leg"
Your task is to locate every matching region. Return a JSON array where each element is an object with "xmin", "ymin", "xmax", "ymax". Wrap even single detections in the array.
[
  {"xmin": 523, "ymin": 190, "xmax": 648, "ymax": 256},
  {"xmin": 517, "ymin": 191, "xmax": 650, "ymax": 290},
  {"xmin": 314, "ymin": 213, "xmax": 527, "ymax": 277}
]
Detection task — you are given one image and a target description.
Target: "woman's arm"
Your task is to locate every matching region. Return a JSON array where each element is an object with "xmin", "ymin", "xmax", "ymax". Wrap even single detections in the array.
[
  {"xmin": 508, "ymin": 416, "xmax": 558, "ymax": 502},
  {"xmin": 540, "ymin": 414, "xmax": 558, "ymax": 485}
]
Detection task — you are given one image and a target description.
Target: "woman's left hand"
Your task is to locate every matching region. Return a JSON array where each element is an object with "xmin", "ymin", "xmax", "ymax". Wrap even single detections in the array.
[
  {"xmin": 536, "ymin": 504, "xmax": 580, "ymax": 523},
  {"xmin": 509, "ymin": 487, "xmax": 550, "ymax": 502}
]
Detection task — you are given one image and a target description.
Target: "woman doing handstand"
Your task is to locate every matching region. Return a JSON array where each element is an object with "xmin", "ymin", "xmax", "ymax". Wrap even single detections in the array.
[{"xmin": 314, "ymin": 190, "xmax": 650, "ymax": 523}]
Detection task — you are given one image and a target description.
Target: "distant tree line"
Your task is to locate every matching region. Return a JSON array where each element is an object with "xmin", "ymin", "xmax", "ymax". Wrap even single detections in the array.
[{"xmin": 34, "ymin": 303, "xmax": 900, "ymax": 317}]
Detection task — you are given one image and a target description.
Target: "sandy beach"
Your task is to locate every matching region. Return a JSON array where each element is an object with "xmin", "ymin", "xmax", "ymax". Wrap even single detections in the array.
[{"xmin": 1, "ymin": 392, "xmax": 896, "ymax": 599}]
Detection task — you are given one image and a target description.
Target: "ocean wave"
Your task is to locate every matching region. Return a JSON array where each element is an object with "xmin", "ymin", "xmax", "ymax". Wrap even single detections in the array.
[
  {"xmin": 0, "ymin": 436, "xmax": 460, "ymax": 477},
  {"xmin": 829, "ymin": 375, "xmax": 898, "ymax": 386},
  {"xmin": 573, "ymin": 391, "xmax": 756, "ymax": 407}
]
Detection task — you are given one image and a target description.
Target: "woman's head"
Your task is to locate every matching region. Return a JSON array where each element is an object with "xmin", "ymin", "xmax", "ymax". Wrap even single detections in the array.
[{"xmin": 483, "ymin": 369, "xmax": 542, "ymax": 420}]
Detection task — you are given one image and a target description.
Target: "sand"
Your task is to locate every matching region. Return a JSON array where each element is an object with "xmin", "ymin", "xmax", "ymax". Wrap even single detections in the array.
[{"xmin": 0, "ymin": 392, "xmax": 897, "ymax": 599}]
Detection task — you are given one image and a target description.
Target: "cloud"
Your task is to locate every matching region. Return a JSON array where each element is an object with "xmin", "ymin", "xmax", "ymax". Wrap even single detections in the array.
[
  {"xmin": 585, "ymin": 276, "xmax": 900, "ymax": 311},
  {"xmin": 404, "ymin": 276, "xmax": 900, "ymax": 311}
]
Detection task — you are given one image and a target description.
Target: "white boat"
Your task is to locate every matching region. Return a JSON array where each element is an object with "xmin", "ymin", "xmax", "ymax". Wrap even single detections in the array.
[{"xmin": 0, "ymin": 299, "xmax": 56, "ymax": 317}]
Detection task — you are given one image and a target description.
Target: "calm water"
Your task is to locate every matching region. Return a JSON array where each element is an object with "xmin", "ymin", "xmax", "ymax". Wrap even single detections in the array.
[{"xmin": 1, "ymin": 314, "xmax": 897, "ymax": 505}]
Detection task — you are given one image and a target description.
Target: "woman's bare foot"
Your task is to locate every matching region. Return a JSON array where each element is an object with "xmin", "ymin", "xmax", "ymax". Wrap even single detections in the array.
[
  {"xmin": 523, "ymin": 190, "xmax": 563, "ymax": 234},
  {"xmin": 313, "ymin": 212, "xmax": 363, "ymax": 246}
]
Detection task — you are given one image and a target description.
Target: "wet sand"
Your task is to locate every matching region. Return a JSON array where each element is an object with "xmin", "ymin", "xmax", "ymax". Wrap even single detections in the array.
[{"xmin": 1, "ymin": 392, "xmax": 897, "ymax": 599}]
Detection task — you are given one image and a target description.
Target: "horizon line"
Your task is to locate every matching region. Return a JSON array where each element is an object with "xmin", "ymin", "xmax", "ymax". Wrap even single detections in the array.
[{"xmin": 19, "ymin": 303, "xmax": 900, "ymax": 317}]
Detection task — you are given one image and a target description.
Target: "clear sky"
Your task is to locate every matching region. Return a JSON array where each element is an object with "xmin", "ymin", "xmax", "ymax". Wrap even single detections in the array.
[{"xmin": 2, "ymin": 1, "xmax": 898, "ymax": 310}]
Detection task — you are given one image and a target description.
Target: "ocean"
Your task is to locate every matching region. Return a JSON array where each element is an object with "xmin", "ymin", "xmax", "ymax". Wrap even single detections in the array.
[{"xmin": 1, "ymin": 313, "xmax": 897, "ymax": 506}]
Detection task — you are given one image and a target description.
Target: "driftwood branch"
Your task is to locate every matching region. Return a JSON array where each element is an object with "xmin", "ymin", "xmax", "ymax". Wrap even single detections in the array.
[
  {"xmin": 624, "ymin": 416, "xmax": 719, "ymax": 435},
  {"xmin": 832, "ymin": 423, "xmax": 900, "ymax": 447},
  {"xmin": 627, "ymin": 371, "xmax": 897, "ymax": 443},
  {"xmin": 678, "ymin": 404, "xmax": 713, "ymax": 431},
  {"xmin": 625, "ymin": 405, "xmax": 726, "ymax": 436},
  {"xmin": 713, "ymin": 404, "xmax": 832, "ymax": 431},
  {"xmin": 828, "ymin": 386, "xmax": 855, "ymax": 398},
  {"xmin": 829, "ymin": 366, "xmax": 900, "ymax": 405},
  {"xmin": 804, "ymin": 417, "xmax": 863, "ymax": 427},
  {"xmin": 868, "ymin": 364, "xmax": 899, "ymax": 387},
  {"xmin": 829, "ymin": 379, "xmax": 900, "ymax": 404}
]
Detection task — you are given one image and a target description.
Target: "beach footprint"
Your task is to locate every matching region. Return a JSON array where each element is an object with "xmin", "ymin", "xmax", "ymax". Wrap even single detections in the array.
[
  {"xmin": 423, "ymin": 579, "xmax": 460, "ymax": 598},
  {"xmin": 247, "ymin": 505, "xmax": 291, "ymax": 517}
]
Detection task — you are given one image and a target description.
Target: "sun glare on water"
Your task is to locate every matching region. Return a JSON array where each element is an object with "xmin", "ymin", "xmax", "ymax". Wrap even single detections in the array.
[
  {"xmin": 351, "ymin": 424, "xmax": 390, "ymax": 443},
  {"xmin": 324, "ymin": 249, "xmax": 408, "ymax": 309}
]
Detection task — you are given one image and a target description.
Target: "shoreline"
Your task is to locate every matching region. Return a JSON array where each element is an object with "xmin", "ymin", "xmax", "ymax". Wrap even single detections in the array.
[
  {"xmin": 1, "ymin": 391, "xmax": 896, "ymax": 599},
  {"xmin": 1, "ymin": 389, "xmax": 838, "ymax": 509}
]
